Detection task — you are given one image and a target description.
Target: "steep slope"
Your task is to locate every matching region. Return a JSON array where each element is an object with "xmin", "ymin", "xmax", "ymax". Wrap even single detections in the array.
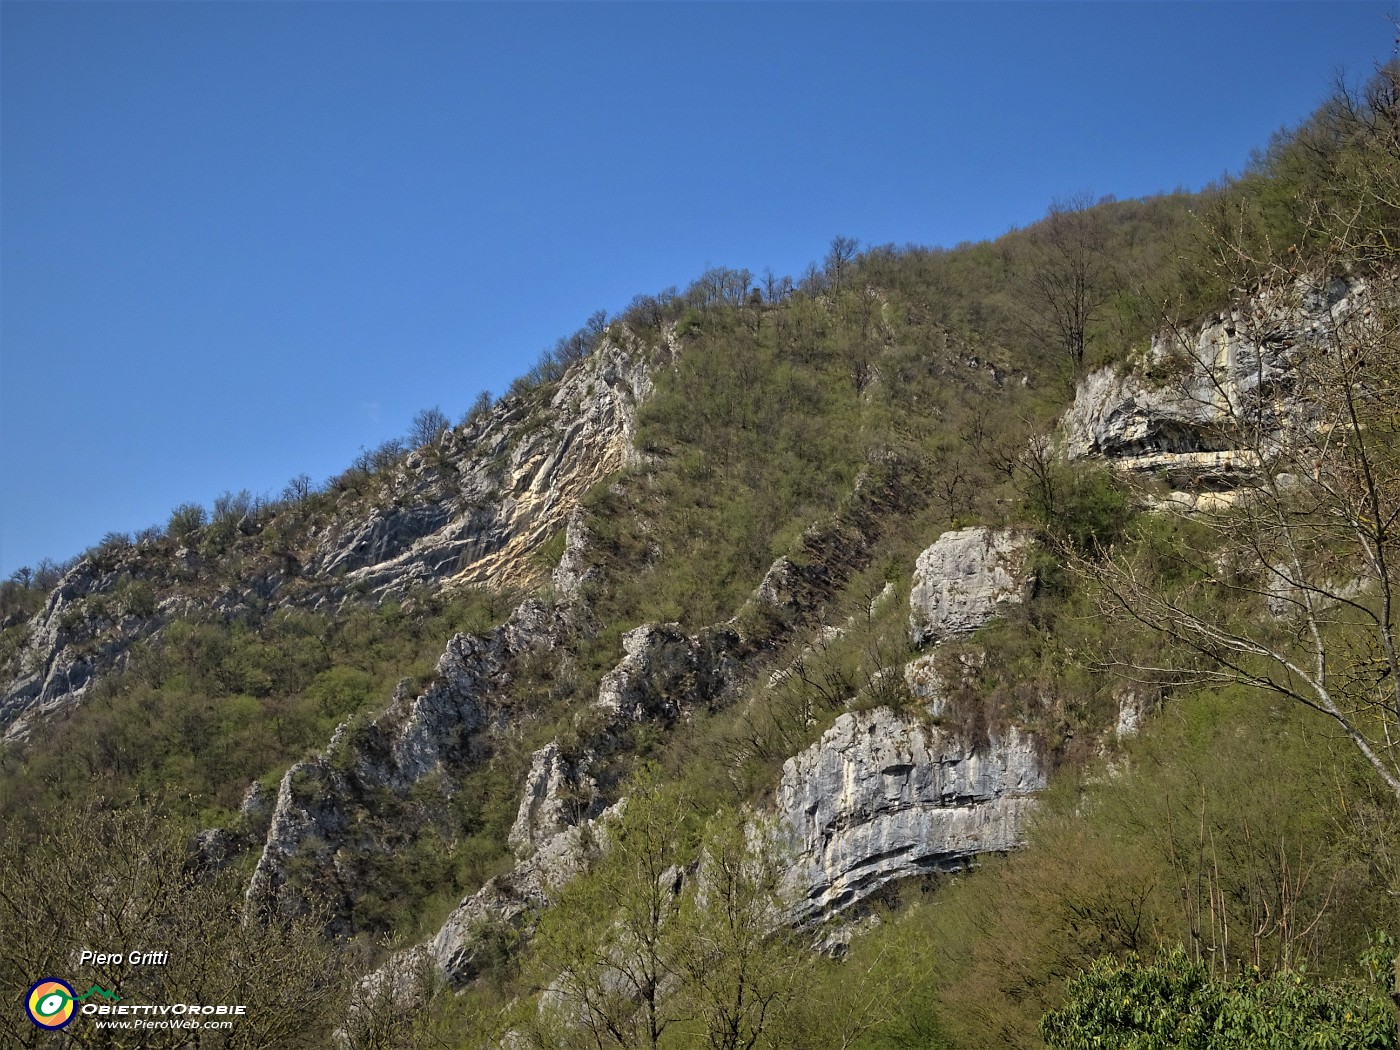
[
  {"xmin": 1062, "ymin": 275, "xmax": 1367, "ymax": 502},
  {"xmin": 0, "ymin": 335, "xmax": 657, "ymax": 743},
  {"xmin": 8, "ymin": 74, "xmax": 1397, "ymax": 1043}
]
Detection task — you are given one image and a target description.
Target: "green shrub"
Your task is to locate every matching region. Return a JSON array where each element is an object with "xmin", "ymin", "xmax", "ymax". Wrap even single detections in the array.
[
  {"xmin": 165, "ymin": 502, "xmax": 207, "ymax": 541},
  {"xmin": 1041, "ymin": 947, "xmax": 1398, "ymax": 1049}
]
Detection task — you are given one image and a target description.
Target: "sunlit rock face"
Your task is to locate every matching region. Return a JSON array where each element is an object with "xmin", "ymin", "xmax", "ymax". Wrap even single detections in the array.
[
  {"xmin": 1, "ymin": 336, "xmax": 659, "ymax": 741},
  {"xmin": 1062, "ymin": 276, "xmax": 1363, "ymax": 505},
  {"xmin": 908, "ymin": 526, "xmax": 1034, "ymax": 647},
  {"xmin": 775, "ymin": 708, "xmax": 1044, "ymax": 923},
  {"xmin": 313, "ymin": 337, "xmax": 658, "ymax": 597}
]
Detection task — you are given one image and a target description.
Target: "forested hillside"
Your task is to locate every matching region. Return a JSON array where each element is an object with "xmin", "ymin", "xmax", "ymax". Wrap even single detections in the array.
[{"xmin": 2, "ymin": 62, "xmax": 1398, "ymax": 1050}]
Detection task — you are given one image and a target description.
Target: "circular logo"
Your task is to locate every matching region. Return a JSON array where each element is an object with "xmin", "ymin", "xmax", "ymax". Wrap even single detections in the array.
[{"xmin": 26, "ymin": 978, "xmax": 76, "ymax": 1029}]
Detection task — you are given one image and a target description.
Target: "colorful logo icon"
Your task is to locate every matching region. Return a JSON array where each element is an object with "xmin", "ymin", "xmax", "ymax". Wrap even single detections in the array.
[{"xmin": 26, "ymin": 978, "xmax": 77, "ymax": 1029}]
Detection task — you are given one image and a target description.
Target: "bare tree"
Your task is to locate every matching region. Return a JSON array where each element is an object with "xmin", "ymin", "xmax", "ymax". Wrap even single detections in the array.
[
  {"xmin": 461, "ymin": 389, "xmax": 493, "ymax": 428},
  {"xmin": 585, "ymin": 308, "xmax": 609, "ymax": 344},
  {"xmin": 1017, "ymin": 193, "xmax": 1116, "ymax": 373},
  {"xmin": 1081, "ymin": 262, "xmax": 1400, "ymax": 802},
  {"xmin": 528, "ymin": 784, "xmax": 692, "ymax": 1050},
  {"xmin": 0, "ymin": 801, "xmax": 357, "ymax": 1049},
  {"xmin": 760, "ymin": 268, "xmax": 792, "ymax": 305},
  {"xmin": 282, "ymin": 472, "xmax": 314, "ymax": 503},
  {"xmin": 409, "ymin": 406, "xmax": 450, "ymax": 448},
  {"xmin": 825, "ymin": 235, "xmax": 859, "ymax": 294},
  {"xmin": 688, "ymin": 267, "xmax": 754, "ymax": 311}
]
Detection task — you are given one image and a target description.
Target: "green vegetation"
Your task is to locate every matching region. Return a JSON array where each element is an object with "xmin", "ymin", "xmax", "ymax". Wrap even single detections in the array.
[
  {"xmin": 3, "ymin": 56, "xmax": 1399, "ymax": 1050},
  {"xmin": 1040, "ymin": 947, "xmax": 1398, "ymax": 1049},
  {"xmin": 0, "ymin": 801, "xmax": 359, "ymax": 1050},
  {"xmin": 0, "ymin": 587, "xmax": 505, "ymax": 828}
]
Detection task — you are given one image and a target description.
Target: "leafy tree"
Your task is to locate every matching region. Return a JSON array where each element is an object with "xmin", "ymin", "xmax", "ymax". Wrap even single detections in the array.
[
  {"xmin": 674, "ymin": 810, "xmax": 809, "ymax": 1050},
  {"xmin": 212, "ymin": 489, "xmax": 254, "ymax": 525},
  {"xmin": 1040, "ymin": 948, "xmax": 1397, "ymax": 1049},
  {"xmin": 165, "ymin": 501, "xmax": 207, "ymax": 541},
  {"xmin": 0, "ymin": 799, "xmax": 356, "ymax": 1049},
  {"xmin": 528, "ymin": 781, "xmax": 696, "ymax": 1050}
]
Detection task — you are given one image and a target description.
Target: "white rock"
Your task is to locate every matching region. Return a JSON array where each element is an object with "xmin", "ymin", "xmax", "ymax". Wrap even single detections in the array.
[
  {"xmin": 909, "ymin": 527, "xmax": 1033, "ymax": 646},
  {"xmin": 773, "ymin": 708, "xmax": 1044, "ymax": 922}
]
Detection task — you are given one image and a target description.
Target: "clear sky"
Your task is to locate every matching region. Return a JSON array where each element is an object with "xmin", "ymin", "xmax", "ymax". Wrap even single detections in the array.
[{"xmin": 1, "ymin": 1, "xmax": 1396, "ymax": 577}]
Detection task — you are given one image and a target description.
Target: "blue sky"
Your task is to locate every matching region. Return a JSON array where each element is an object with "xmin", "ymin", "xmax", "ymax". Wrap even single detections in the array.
[{"xmin": 2, "ymin": 1, "xmax": 1396, "ymax": 577}]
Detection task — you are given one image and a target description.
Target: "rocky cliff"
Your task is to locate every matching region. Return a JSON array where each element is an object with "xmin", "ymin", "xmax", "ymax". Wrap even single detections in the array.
[
  {"xmin": 1062, "ymin": 276, "xmax": 1363, "ymax": 503},
  {"xmin": 776, "ymin": 710, "xmax": 1043, "ymax": 923},
  {"xmin": 312, "ymin": 339, "xmax": 656, "ymax": 597},
  {"xmin": 10, "ymin": 307, "xmax": 1070, "ymax": 998},
  {"xmin": 0, "ymin": 335, "xmax": 657, "ymax": 743}
]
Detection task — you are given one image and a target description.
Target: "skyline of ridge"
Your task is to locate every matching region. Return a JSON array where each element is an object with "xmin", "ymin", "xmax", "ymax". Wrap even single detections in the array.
[{"xmin": 2, "ymin": 1, "xmax": 1396, "ymax": 576}]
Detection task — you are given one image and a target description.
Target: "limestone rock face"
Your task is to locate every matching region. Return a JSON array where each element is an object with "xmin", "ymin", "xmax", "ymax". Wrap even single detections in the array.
[
  {"xmin": 508, "ymin": 742, "xmax": 601, "ymax": 859},
  {"xmin": 433, "ymin": 803, "xmax": 616, "ymax": 985},
  {"xmin": 244, "ymin": 600, "xmax": 563, "ymax": 928},
  {"xmin": 551, "ymin": 511, "xmax": 598, "ymax": 604},
  {"xmin": 909, "ymin": 527, "xmax": 1034, "ymax": 646},
  {"xmin": 1062, "ymin": 276, "xmax": 1361, "ymax": 501},
  {"xmin": 389, "ymin": 476, "xmax": 1040, "ymax": 989},
  {"xmin": 902, "ymin": 654, "xmax": 948, "ymax": 715},
  {"xmin": 0, "ymin": 551, "xmax": 209, "ymax": 743},
  {"xmin": 1, "ymin": 338, "xmax": 657, "ymax": 740},
  {"xmin": 2, "ymin": 560, "xmax": 106, "ymax": 743},
  {"xmin": 314, "ymin": 339, "xmax": 656, "ymax": 597},
  {"xmin": 775, "ymin": 708, "xmax": 1044, "ymax": 923},
  {"xmin": 430, "ymin": 617, "xmax": 746, "ymax": 986},
  {"xmin": 595, "ymin": 623, "xmax": 741, "ymax": 723}
]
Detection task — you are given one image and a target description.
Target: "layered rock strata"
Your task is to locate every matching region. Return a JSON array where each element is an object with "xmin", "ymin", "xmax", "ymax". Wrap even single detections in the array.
[
  {"xmin": 1062, "ymin": 276, "xmax": 1362, "ymax": 503},
  {"xmin": 909, "ymin": 526, "xmax": 1034, "ymax": 646},
  {"xmin": 775, "ymin": 710, "xmax": 1044, "ymax": 922},
  {"xmin": 1, "ymin": 337, "xmax": 655, "ymax": 741}
]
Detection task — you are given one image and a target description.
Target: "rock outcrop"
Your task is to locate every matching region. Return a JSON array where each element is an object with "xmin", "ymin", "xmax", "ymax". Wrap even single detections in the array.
[
  {"xmin": 1, "ymin": 336, "xmax": 656, "ymax": 741},
  {"xmin": 245, "ymin": 598, "xmax": 563, "ymax": 928},
  {"xmin": 775, "ymin": 709, "xmax": 1044, "ymax": 923},
  {"xmin": 0, "ymin": 551, "xmax": 244, "ymax": 743},
  {"xmin": 314, "ymin": 339, "xmax": 656, "ymax": 597},
  {"xmin": 595, "ymin": 622, "xmax": 742, "ymax": 723},
  {"xmin": 424, "ymin": 474, "xmax": 925, "ymax": 986},
  {"xmin": 909, "ymin": 527, "xmax": 1034, "ymax": 646},
  {"xmin": 1062, "ymin": 276, "xmax": 1362, "ymax": 503},
  {"xmin": 429, "ymin": 616, "xmax": 746, "ymax": 985}
]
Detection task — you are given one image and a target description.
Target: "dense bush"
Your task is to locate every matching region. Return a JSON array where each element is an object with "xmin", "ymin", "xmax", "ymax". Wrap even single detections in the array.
[{"xmin": 1041, "ymin": 947, "xmax": 1398, "ymax": 1049}]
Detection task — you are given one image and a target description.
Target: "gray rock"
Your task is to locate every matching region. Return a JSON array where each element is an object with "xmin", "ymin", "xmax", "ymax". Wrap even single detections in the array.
[
  {"xmin": 909, "ymin": 527, "xmax": 1034, "ymax": 646},
  {"xmin": 774, "ymin": 708, "xmax": 1044, "ymax": 923},
  {"xmin": 1114, "ymin": 687, "xmax": 1153, "ymax": 740},
  {"xmin": 902, "ymin": 654, "xmax": 948, "ymax": 716},
  {"xmin": 2, "ymin": 336, "xmax": 658, "ymax": 740},
  {"xmin": 1063, "ymin": 276, "xmax": 1363, "ymax": 498},
  {"xmin": 243, "ymin": 600, "xmax": 550, "ymax": 926},
  {"xmin": 192, "ymin": 827, "xmax": 244, "ymax": 872},
  {"xmin": 551, "ymin": 510, "xmax": 598, "ymax": 604},
  {"xmin": 508, "ymin": 743, "xmax": 601, "ymax": 859},
  {"xmin": 595, "ymin": 623, "xmax": 741, "ymax": 723},
  {"xmin": 316, "ymin": 339, "xmax": 657, "ymax": 599},
  {"xmin": 1, "ymin": 557, "xmax": 141, "ymax": 743},
  {"xmin": 434, "ymin": 802, "xmax": 620, "ymax": 985}
]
